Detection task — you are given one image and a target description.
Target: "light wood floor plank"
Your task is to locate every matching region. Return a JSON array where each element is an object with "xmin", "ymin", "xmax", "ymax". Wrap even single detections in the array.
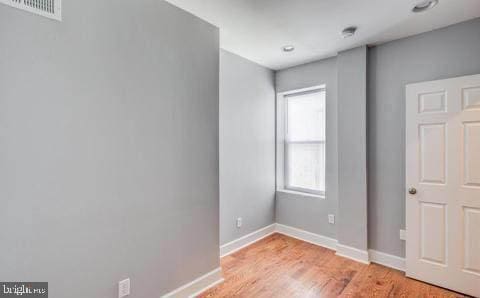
[{"xmin": 199, "ymin": 233, "xmax": 470, "ymax": 298}]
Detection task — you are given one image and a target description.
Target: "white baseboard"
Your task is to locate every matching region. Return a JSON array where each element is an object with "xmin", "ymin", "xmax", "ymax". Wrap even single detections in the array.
[
  {"xmin": 369, "ymin": 249, "xmax": 406, "ymax": 271},
  {"xmin": 275, "ymin": 224, "xmax": 338, "ymax": 250},
  {"xmin": 161, "ymin": 268, "xmax": 224, "ymax": 298},
  {"xmin": 220, "ymin": 224, "xmax": 276, "ymax": 257},
  {"xmin": 221, "ymin": 223, "xmax": 405, "ymax": 272},
  {"xmin": 335, "ymin": 243, "xmax": 370, "ymax": 264},
  {"xmin": 275, "ymin": 224, "xmax": 371, "ymax": 265}
]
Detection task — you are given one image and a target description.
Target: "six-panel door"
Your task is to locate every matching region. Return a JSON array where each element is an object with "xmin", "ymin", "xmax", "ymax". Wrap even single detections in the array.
[{"xmin": 406, "ymin": 74, "xmax": 480, "ymax": 297}]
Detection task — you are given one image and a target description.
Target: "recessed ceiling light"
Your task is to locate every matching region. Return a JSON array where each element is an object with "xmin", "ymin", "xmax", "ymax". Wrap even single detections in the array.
[
  {"xmin": 282, "ymin": 45, "xmax": 295, "ymax": 52},
  {"xmin": 412, "ymin": 0, "xmax": 438, "ymax": 13},
  {"xmin": 341, "ymin": 26, "xmax": 357, "ymax": 38}
]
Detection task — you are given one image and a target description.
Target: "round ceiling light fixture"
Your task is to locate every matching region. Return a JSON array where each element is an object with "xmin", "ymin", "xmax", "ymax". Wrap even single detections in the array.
[
  {"xmin": 341, "ymin": 26, "xmax": 357, "ymax": 38},
  {"xmin": 412, "ymin": 0, "xmax": 439, "ymax": 13},
  {"xmin": 282, "ymin": 45, "xmax": 295, "ymax": 52}
]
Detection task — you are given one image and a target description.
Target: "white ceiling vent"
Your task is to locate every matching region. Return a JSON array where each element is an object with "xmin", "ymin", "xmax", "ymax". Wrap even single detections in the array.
[{"xmin": 0, "ymin": 0, "xmax": 61, "ymax": 21}]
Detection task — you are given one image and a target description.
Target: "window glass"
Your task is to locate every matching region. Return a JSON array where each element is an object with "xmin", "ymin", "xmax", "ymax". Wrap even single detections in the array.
[
  {"xmin": 287, "ymin": 143, "xmax": 325, "ymax": 192},
  {"xmin": 286, "ymin": 91, "xmax": 325, "ymax": 142},
  {"xmin": 285, "ymin": 89, "xmax": 326, "ymax": 194}
]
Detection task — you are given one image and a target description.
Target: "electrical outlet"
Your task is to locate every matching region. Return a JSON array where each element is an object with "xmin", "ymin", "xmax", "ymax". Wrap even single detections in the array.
[
  {"xmin": 236, "ymin": 217, "xmax": 242, "ymax": 228},
  {"xmin": 328, "ymin": 214, "xmax": 335, "ymax": 224},
  {"xmin": 119, "ymin": 278, "xmax": 130, "ymax": 298},
  {"xmin": 400, "ymin": 229, "xmax": 406, "ymax": 241}
]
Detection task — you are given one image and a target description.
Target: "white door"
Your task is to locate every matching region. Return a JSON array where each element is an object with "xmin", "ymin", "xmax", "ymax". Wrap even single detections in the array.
[{"xmin": 406, "ymin": 74, "xmax": 480, "ymax": 297}]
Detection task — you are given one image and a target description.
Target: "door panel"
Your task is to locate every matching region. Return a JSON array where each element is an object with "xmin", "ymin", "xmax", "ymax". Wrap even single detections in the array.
[
  {"xmin": 419, "ymin": 124, "xmax": 446, "ymax": 184},
  {"xmin": 406, "ymin": 74, "xmax": 480, "ymax": 297},
  {"xmin": 420, "ymin": 202, "xmax": 447, "ymax": 265},
  {"xmin": 419, "ymin": 91, "xmax": 447, "ymax": 114},
  {"xmin": 463, "ymin": 122, "xmax": 480, "ymax": 187},
  {"xmin": 463, "ymin": 207, "xmax": 480, "ymax": 275},
  {"xmin": 462, "ymin": 87, "xmax": 480, "ymax": 111}
]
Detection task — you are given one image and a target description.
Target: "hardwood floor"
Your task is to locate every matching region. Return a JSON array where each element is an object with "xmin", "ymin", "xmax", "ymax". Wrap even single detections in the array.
[{"xmin": 199, "ymin": 233, "xmax": 469, "ymax": 298}]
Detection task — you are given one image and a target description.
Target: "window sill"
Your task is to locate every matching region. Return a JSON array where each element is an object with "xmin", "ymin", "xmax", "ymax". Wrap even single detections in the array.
[{"xmin": 276, "ymin": 189, "xmax": 325, "ymax": 199}]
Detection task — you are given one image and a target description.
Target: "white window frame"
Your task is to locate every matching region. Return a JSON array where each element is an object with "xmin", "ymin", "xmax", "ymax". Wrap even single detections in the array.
[{"xmin": 277, "ymin": 85, "xmax": 326, "ymax": 197}]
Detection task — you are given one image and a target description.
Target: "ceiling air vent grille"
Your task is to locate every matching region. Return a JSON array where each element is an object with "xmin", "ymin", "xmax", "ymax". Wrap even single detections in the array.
[{"xmin": 0, "ymin": 0, "xmax": 61, "ymax": 21}]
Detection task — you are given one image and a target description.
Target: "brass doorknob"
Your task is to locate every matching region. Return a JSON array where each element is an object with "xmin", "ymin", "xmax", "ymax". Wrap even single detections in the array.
[{"xmin": 409, "ymin": 188, "xmax": 417, "ymax": 195}]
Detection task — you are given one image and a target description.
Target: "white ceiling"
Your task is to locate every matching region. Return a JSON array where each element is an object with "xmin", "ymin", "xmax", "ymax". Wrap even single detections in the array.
[{"xmin": 165, "ymin": 0, "xmax": 480, "ymax": 70}]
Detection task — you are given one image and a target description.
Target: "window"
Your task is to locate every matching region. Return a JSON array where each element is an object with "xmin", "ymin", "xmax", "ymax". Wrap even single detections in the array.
[{"xmin": 284, "ymin": 89, "xmax": 326, "ymax": 195}]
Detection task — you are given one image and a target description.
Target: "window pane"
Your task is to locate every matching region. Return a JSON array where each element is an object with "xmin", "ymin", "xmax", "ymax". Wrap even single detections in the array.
[
  {"xmin": 286, "ymin": 91, "xmax": 325, "ymax": 141},
  {"xmin": 287, "ymin": 143, "xmax": 325, "ymax": 192}
]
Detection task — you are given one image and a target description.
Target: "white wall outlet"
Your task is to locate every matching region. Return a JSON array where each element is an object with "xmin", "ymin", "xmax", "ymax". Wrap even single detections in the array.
[
  {"xmin": 400, "ymin": 229, "xmax": 406, "ymax": 241},
  {"xmin": 328, "ymin": 214, "xmax": 335, "ymax": 224},
  {"xmin": 236, "ymin": 217, "xmax": 242, "ymax": 228},
  {"xmin": 119, "ymin": 278, "xmax": 130, "ymax": 298}
]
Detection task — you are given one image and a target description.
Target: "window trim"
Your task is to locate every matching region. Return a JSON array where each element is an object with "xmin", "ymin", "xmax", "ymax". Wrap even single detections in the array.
[{"xmin": 282, "ymin": 87, "xmax": 326, "ymax": 196}]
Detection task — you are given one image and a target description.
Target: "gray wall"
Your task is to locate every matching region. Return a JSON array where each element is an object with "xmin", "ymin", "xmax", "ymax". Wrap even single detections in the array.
[
  {"xmin": 275, "ymin": 18, "xmax": 480, "ymax": 258},
  {"xmin": 275, "ymin": 57, "xmax": 339, "ymax": 239},
  {"xmin": 368, "ymin": 18, "xmax": 480, "ymax": 257},
  {"xmin": 337, "ymin": 46, "xmax": 368, "ymax": 250},
  {"xmin": 219, "ymin": 50, "xmax": 275, "ymax": 245},
  {"xmin": 0, "ymin": 1, "xmax": 220, "ymax": 297}
]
